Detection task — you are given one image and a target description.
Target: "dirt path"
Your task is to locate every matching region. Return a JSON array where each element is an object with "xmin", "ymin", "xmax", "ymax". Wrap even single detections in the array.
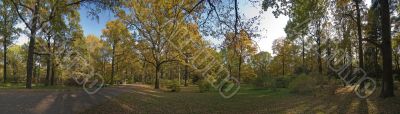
[{"xmin": 0, "ymin": 85, "xmax": 136, "ymax": 114}]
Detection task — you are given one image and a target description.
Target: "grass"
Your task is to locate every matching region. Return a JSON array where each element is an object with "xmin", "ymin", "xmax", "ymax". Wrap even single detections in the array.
[
  {"xmin": 0, "ymin": 82, "xmax": 82, "ymax": 91},
  {"xmin": 81, "ymin": 84, "xmax": 310, "ymax": 114},
  {"xmin": 81, "ymin": 84, "xmax": 400, "ymax": 114}
]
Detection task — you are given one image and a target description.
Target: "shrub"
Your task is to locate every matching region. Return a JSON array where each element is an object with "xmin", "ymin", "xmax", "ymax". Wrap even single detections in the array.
[
  {"xmin": 166, "ymin": 80, "xmax": 180, "ymax": 92},
  {"xmin": 288, "ymin": 75, "xmax": 316, "ymax": 94},
  {"xmin": 64, "ymin": 78, "xmax": 81, "ymax": 87},
  {"xmin": 198, "ymin": 80, "xmax": 212, "ymax": 92},
  {"xmin": 274, "ymin": 76, "xmax": 291, "ymax": 88},
  {"xmin": 219, "ymin": 80, "xmax": 236, "ymax": 93},
  {"xmin": 251, "ymin": 76, "xmax": 275, "ymax": 89}
]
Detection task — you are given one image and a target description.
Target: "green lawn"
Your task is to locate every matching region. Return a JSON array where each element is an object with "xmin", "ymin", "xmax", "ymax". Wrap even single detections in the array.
[
  {"xmin": 81, "ymin": 84, "xmax": 400, "ymax": 114},
  {"xmin": 82, "ymin": 84, "xmax": 400, "ymax": 114}
]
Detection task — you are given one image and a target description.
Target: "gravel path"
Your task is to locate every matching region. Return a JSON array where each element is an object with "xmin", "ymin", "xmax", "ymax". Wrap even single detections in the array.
[{"xmin": 0, "ymin": 85, "xmax": 135, "ymax": 114}]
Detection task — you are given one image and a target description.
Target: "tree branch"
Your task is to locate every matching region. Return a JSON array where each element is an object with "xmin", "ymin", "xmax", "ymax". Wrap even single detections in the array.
[{"xmin": 10, "ymin": 0, "xmax": 32, "ymax": 30}]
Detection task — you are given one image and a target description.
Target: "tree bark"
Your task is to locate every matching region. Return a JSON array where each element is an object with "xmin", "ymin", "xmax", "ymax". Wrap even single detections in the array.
[
  {"xmin": 13, "ymin": 62, "xmax": 17, "ymax": 82},
  {"xmin": 3, "ymin": 35, "xmax": 7, "ymax": 83},
  {"xmin": 45, "ymin": 37, "xmax": 51, "ymax": 86},
  {"xmin": 184, "ymin": 53, "xmax": 190, "ymax": 86},
  {"xmin": 26, "ymin": 31, "xmax": 36, "ymax": 89},
  {"xmin": 316, "ymin": 21, "xmax": 322, "ymax": 74},
  {"xmin": 355, "ymin": 0, "xmax": 364, "ymax": 69},
  {"xmin": 50, "ymin": 62, "xmax": 55, "ymax": 85},
  {"xmin": 155, "ymin": 64, "xmax": 160, "ymax": 89},
  {"xmin": 302, "ymin": 37, "xmax": 305, "ymax": 68},
  {"xmin": 379, "ymin": 0, "xmax": 395, "ymax": 98},
  {"xmin": 111, "ymin": 43, "xmax": 116, "ymax": 85},
  {"xmin": 25, "ymin": 0, "xmax": 41, "ymax": 89},
  {"xmin": 282, "ymin": 54, "xmax": 285, "ymax": 76}
]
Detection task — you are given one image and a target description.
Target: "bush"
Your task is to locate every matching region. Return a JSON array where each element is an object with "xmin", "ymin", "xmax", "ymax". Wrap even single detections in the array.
[
  {"xmin": 288, "ymin": 75, "xmax": 316, "ymax": 94},
  {"xmin": 198, "ymin": 80, "xmax": 212, "ymax": 92},
  {"xmin": 64, "ymin": 78, "xmax": 81, "ymax": 87},
  {"xmin": 251, "ymin": 76, "xmax": 275, "ymax": 89},
  {"xmin": 166, "ymin": 80, "xmax": 180, "ymax": 92},
  {"xmin": 274, "ymin": 76, "xmax": 291, "ymax": 88},
  {"xmin": 220, "ymin": 80, "xmax": 235, "ymax": 93}
]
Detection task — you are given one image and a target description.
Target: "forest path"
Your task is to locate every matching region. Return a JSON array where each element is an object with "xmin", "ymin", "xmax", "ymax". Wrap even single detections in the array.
[{"xmin": 0, "ymin": 84, "xmax": 139, "ymax": 114}]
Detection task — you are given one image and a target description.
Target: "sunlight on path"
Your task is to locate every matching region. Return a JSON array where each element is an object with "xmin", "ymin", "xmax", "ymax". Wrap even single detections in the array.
[{"xmin": 32, "ymin": 93, "xmax": 58, "ymax": 114}]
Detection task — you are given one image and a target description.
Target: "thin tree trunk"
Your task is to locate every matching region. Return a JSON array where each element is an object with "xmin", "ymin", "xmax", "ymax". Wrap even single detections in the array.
[
  {"xmin": 13, "ymin": 62, "xmax": 17, "ymax": 83},
  {"xmin": 316, "ymin": 22, "xmax": 322, "ymax": 74},
  {"xmin": 3, "ymin": 35, "xmax": 7, "ymax": 83},
  {"xmin": 184, "ymin": 53, "xmax": 190, "ymax": 86},
  {"xmin": 111, "ymin": 44, "xmax": 116, "ymax": 85},
  {"xmin": 355, "ymin": 1, "xmax": 364, "ymax": 69},
  {"xmin": 282, "ymin": 54, "xmax": 285, "ymax": 76},
  {"xmin": 178, "ymin": 63, "xmax": 181, "ymax": 85},
  {"xmin": 45, "ymin": 38, "xmax": 51, "ymax": 86},
  {"xmin": 37, "ymin": 64, "xmax": 40, "ymax": 83},
  {"xmin": 302, "ymin": 37, "xmax": 305, "ymax": 68},
  {"xmin": 184, "ymin": 61, "xmax": 189, "ymax": 87}
]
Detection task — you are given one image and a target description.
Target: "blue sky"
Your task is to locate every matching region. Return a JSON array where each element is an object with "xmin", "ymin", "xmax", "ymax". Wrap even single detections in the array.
[{"xmin": 79, "ymin": 6, "xmax": 115, "ymax": 38}]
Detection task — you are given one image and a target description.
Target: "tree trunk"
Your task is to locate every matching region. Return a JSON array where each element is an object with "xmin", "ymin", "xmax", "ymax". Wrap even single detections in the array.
[
  {"xmin": 282, "ymin": 54, "xmax": 285, "ymax": 76},
  {"xmin": 33, "ymin": 62, "xmax": 37, "ymax": 84},
  {"xmin": 50, "ymin": 62, "xmax": 55, "ymax": 85},
  {"xmin": 302, "ymin": 37, "xmax": 305, "ymax": 68},
  {"xmin": 45, "ymin": 39, "xmax": 51, "ymax": 86},
  {"xmin": 25, "ymin": 0, "xmax": 41, "ymax": 89},
  {"xmin": 111, "ymin": 44, "xmax": 116, "ymax": 85},
  {"xmin": 184, "ymin": 62, "xmax": 189, "ymax": 87},
  {"xmin": 143, "ymin": 62, "xmax": 146, "ymax": 83},
  {"xmin": 155, "ymin": 65, "xmax": 160, "ymax": 89},
  {"xmin": 26, "ymin": 32, "xmax": 36, "ymax": 89},
  {"xmin": 184, "ymin": 54, "xmax": 189, "ymax": 87},
  {"xmin": 178, "ymin": 63, "xmax": 181, "ymax": 85},
  {"xmin": 317, "ymin": 43, "xmax": 322, "ymax": 74},
  {"xmin": 3, "ymin": 35, "xmax": 7, "ymax": 83},
  {"xmin": 37, "ymin": 64, "xmax": 40, "ymax": 83},
  {"xmin": 13, "ymin": 62, "xmax": 17, "ymax": 83},
  {"xmin": 355, "ymin": 1, "xmax": 364, "ymax": 69},
  {"xmin": 379, "ymin": 0, "xmax": 395, "ymax": 98},
  {"xmin": 327, "ymin": 39, "xmax": 332, "ymax": 77},
  {"xmin": 394, "ymin": 52, "xmax": 400, "ymax": 73},
  {"xmin": 238, "ymin": 56, "xmax": 242, "ymax": 82}
]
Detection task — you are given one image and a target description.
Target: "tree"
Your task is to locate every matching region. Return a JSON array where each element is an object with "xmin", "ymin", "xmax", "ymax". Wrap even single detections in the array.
[
  {"xmin": 119, "ymin": 0, "xmax": 195, "ymax": 89},
  {"xmin": 354, "ymin": 0, "xmax": 364, "ymax": 69},
  {"xmin": 224, "ymin": 30, "xmax": 256, "ymax": 82},
  {"xmin": 271, "ymin": 38, "xmax": 297, "ymax": 76},
  {"xmin": 0, "ymin": 0, "xmax": 19, "ymax": 83},
  {"xmin": 379, "ymin": 0, "xmax": 395, "ymax": 98},
  {"xmin": 102, "ymin": 20, "xmax": 132, "ymax": 85},
  {"xmin": 10, "ymin": 0, "xmax": 119, "ymax": 88},
  {"xmin": 7, "ymin": 45, "xmax": 26, "ymax": 83},
  {"xmin": 251, "ymin": 51, "xmax": 272, "ymax": 77}
]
